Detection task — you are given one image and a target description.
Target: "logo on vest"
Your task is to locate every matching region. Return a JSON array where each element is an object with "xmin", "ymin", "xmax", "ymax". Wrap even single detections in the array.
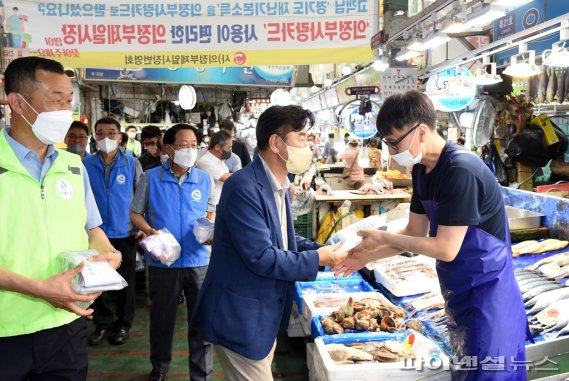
[
  {"xmin": 116, "ymin": 174, "xmax": 126, "ymax": 184},
  {"xmin": 191, "ymin": 189, "xmax": 201, "ymax": 201},
  {"xmin": 56, "ymin": 179, "xmax": 73, "ymax": 200}
]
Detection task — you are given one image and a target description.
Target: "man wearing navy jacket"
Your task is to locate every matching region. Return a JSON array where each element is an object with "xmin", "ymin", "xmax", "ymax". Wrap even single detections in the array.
[
  {"xmin": 192, "ymin": 105, "xmax": 346, "ymax": 380},
  {"xmin": 84, "ymin": 117, "xmax": 142, "ymax": 346}
]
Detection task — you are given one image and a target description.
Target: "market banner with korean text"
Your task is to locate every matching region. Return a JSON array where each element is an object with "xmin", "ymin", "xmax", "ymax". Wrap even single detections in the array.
[{"xmin": 3, "ymin": 0, "xmax": 376, "ymax": 68}]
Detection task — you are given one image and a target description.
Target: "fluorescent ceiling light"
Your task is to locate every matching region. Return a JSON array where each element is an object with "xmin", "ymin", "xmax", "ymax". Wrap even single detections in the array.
[
  {"xmin": 465, "ymin": 6, "xmax": 506, "ymax": 28},
  {"xmin": 441, "ymin": 21, "xmax": 469, "ymax": 34},
  {"xmin": 420, "ymin": 34, "xmax": 451, "ymax": 51},
  {"xmin": 395, "ymin": 49, "xmax": 421, "ymax": 61},
  {"xmin": 407, "ymin": 38, "xmax": 423, "ymax": 51},
  {"xmin": 341, "ymin": 65, "xmax": 352, "ymax": 75},
  {"xmin": 493, "ymin": 0, "xmax": 533, "ymax": 7}
]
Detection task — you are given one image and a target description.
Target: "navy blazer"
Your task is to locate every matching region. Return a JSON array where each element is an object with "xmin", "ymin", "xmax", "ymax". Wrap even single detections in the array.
[{"xmin": 192, "ymin": 157, "xmax": 321, "ymax": 360}]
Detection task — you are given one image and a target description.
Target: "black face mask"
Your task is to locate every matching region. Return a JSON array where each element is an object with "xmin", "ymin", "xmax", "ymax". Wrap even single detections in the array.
[{"xmin": 221, "ymin": 150, "xmax": 232, "ymax": 160}]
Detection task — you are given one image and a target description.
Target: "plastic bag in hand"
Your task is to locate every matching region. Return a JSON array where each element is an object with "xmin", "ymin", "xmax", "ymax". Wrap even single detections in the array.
[
  {"xmin": 140, "ymin": 228, "xmax": 181, "ymax": 266},
  {"xmin": 193, "ymin": 217, "xmax": 214, "ymax": 244}
]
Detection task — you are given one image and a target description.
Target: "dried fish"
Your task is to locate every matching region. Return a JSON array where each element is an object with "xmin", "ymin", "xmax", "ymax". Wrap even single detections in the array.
[
  {"xmin": 557, "ymin": 68, "xmax": 566, "ymax": 103},
  {"xmin": 513, "ymin": 239, "xmax": 569, "ymax": 256},
  {"xmin": 547, "ymin": 67, "xmax": 557, "ymax": 103},
  {"xmin": 530, "ymin": 299, "xmax": 569, "ymax": 333},
  {"xmin": 519, "ymin": 280, "xmax": 559, "ymax": 295},
  {"xmin": 537, "ymin": 66, "xmax": 548, "ymax": 104},
  {"xmin": 526, "ymin": 252, "xmax": 569, "ymax": 271}
]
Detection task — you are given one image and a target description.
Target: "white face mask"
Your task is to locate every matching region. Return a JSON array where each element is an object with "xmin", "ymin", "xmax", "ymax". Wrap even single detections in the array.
[
  {"xmin": 18, "ymin": 95, "xmax": 73, "ymax": 145},
  {"xmin": 391, "ymin": 128, "xmax": 423, "ymax": 167},
  {"xmin": 173, "ymin": 147, "xmax": 197, "ymax": 169},
  {"xmin": 127, "ymin": 131, "xmax": 136, "ymax": 139},
  {"xmin": 97, "ymin": 137, "xmax": 118, "ymax": 153},
  {"xmin": 278, "ymin": 137, "xmax": 313, "ymax": 174},
  {"xmin": 160, "ymin": 153, "xmax": 170, "ymax": 164}
]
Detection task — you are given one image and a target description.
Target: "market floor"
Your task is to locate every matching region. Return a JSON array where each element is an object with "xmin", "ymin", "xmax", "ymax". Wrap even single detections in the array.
[{"xmin": 86, "ymin": 294, "xmax": 310, "ymax": 380}]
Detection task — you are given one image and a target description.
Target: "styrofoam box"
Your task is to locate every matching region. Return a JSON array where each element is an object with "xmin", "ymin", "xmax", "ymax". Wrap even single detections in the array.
[
  {"xmin": 302, "ymin": 291, "xmax": 398, "ymax": 330},
  {"xmin": 372, "ymin": 256, "xmax": 441, "ymax": 297},
  {"xmin": 314, "ymin": 332, "xmax": 451, "ymax": 380}
]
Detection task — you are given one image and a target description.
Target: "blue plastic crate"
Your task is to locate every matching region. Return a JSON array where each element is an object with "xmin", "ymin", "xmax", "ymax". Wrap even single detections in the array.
[
  {"xmin": 315, "ymin": 271, "xmax": 363, "ymax": 282},
  {"xmin": 294, "ymin": 278, "xmax": 374, "ymax": 315}
]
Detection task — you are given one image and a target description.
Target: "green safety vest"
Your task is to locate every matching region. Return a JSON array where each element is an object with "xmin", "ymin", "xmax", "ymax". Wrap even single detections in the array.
[{"xmin": 0, "ymin": 131, "xmax": 89, "ymax": 337}]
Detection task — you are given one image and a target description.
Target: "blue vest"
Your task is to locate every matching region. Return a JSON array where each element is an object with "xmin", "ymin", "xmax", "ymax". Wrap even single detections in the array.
[
  {"xmin": 84, "ymin": 151, "xmax": 136, "ymax": 238},
  {"xmin": 145, "ymin": 161, "xmax": 210, "ymax": 268}
]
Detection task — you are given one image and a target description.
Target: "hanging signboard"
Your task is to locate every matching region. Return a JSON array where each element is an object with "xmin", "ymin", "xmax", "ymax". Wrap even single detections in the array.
[
  {"xmin": 339, "ymin": 99, "xmax": 379, "ymax": 139},
  {"xmin": 3, "ymin": 0, "xmax": 376, "ymax": 68},
  {"xmin": 380, "ymin": 68, "xmax": 418, "ymax": 99},
  {"xmin": 83, "ymin": 66, "xmax": 294, "ymax": 86},
  {"xmin": 345, "ymin": 86, "xmax": 380, "ymax": 96},
  {"xmin": 425, "ymin": 67, "xmax": 476, "ymax": 113}
]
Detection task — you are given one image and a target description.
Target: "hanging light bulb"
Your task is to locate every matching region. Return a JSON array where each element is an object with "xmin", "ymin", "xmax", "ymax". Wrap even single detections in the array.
[
  {"xmin": 542, "ymin": 41, "xmax": 569, "ymax": 68},
  {"xmin": 323, "ymin": 78, "xmax": 333, "ymax": 87},
  {"xmin": 341, "ymin": 65, "xmax": 352, "ymax": 75},
  {"xmin": 474, "ymin": 56, "xmax": 503, "ymax": 85},
  {"xmin": 270, "ymin": 89, "xmax": 292, "ymax": 105},
  {"xmin": 178, "ymin": 85, "xmax": 196, "ymax": 110},
  {"xmin": 503, "ymin": 47, "xmax": 540, "ymax": 78},
  {"xmin": 311, "ymin": 85, "xmax": 319, "ymax": 93}
]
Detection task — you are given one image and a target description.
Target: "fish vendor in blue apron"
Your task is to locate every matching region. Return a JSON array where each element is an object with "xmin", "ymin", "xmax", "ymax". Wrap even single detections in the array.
[{"xmin": 333, "ymin": 90, "xmax": 529, "ymax": 380}]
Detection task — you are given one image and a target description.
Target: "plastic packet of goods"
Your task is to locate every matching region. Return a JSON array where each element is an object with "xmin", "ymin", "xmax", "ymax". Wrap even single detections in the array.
[
  {"xmin": 60, "ymin": 250, "xmax": 128, "ymax": 309},
  {"xmin": 327, "ymin": 215, "xmax": 387, "ymax": 253},
  {"xmin": 193, "ymin": 217, "xmax": 214, "ymax": 244},
  {"xmin": 140, "ymin": 228, "xmax": 181, "ymax": 266}
]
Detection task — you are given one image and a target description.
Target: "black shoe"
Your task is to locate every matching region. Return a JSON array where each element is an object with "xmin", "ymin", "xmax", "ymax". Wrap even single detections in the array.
[
  {"xmin": 110, "ymin": 327, "xmax": 129, "ymax": 345},
  {"xmin": 148, "ymin": 371, "xmax": 165, "ymax": 381},
  {"xmin": 87, "ymin": 326, "xmax": 108, "ymax": 346}
]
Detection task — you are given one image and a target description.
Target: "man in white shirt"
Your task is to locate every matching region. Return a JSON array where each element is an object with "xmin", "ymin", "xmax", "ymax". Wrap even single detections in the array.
[{"xmin": 196, "ymin": 131, "xmax": 233, "ymax": 218}]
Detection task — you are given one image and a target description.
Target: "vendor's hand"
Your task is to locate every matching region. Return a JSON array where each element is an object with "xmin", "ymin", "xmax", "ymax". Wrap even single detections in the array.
[
  {"xmin": 91, "ymin": 250, "xmax": 122, "ymax": 270},
  {"xmin": 136, "ymin": 230, "xmax": 147, "ymax": 241},
  {"xmin": 300, "ymin": 178, "xmax": 311, "ymax": 191},
  {"xmin": 34, "ymin": 263, "xmax": 101, "ymax": 316},
  {"xmin": 353, "ymin": 229, "xmax": 389, "ymax": 252},
  {"xmin": 317, "ymin": 243, "xmax": 348, "ymax": 267},
  {"xmin": 332, "ymin": 250, "xmax": 370, "ymax": 277},
  {"xmin": 145, "ymin": 227, "xmax": 159, "ymax": 236},
  {"xmin": 289, "ymin": 184, "xmax": 296, "ymax": 203}
]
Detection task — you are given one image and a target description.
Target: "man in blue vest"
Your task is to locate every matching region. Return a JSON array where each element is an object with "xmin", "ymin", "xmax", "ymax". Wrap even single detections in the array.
[
  {"xmin": 130, "ymin": 124, "xmax": 214, "ymax": 381},
  {"xmin": 84, "ymin": 117, "xmax": 143, "ymax": 346}
]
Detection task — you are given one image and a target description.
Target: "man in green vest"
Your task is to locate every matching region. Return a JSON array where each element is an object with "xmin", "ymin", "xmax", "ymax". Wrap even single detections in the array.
[{"xmin": 0, "ymin": 56, "xmax": 121, "ymax": 379}]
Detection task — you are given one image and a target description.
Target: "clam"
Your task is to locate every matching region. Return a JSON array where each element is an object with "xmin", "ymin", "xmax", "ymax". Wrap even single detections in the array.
[
  {"xmin": 380, "ymin": 316, "xmax": 397, "ymax": 332},
  {"xmin": 322, "ymin": 317, "xmax": 344, "ymax": 334},
  {"xmin": 341, "ymin": 316, "xmax": 356, "ymax": 330}
]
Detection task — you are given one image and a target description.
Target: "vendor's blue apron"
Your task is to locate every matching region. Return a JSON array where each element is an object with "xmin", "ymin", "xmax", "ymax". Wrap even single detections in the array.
[{"xmin": 417, "ymin": 149, "xmax": 528, "ymax": 381}]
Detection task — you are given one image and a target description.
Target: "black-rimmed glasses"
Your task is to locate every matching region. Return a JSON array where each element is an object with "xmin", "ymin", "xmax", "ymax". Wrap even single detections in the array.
[{"xmin": 380, "ymin": 122, "xmax": 420, "ymax": 150}]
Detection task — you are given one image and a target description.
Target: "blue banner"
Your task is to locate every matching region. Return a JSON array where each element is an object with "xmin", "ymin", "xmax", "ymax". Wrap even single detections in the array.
[{"xmin": 83, "ymin": 66, "xmax": 294, "ymax": 86}]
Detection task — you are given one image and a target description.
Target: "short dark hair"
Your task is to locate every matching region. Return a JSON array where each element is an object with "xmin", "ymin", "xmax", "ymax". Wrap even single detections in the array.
[
  {"xmin": 219, "ymin": 119, "xmax": 235, "ymax": 132},
  {"xmin": 4, "ymin": 57, "xmax": 65, "ymax": 97},
  {"xmin": 163, "ymin": 123, "xmax": 199, "ymax": 146},
  {"xmin": 457, "ymin": 136, "xmax": 466, "ymax": 145},
  {"xmin": 140, "ymin": 125, "xmax": 161, "ymax": 141},
  {"xmin": 209, "ymin": 131, "xmax": 232, "ymax": 150},
  {"xmin": 369, "ymin": 137, "xmax": 378, "ymax": 146},
  {"xmin": 256, "ymin": 105, "xmax": 314, "ymax": 150},
  {"xmin": 328, "ymin": 133, "xmax": 334, "ymax": 138},
  {"xmin": 376, "ymin": 90, "xmax": 436, "ymax": 137},
  {"xmin": 125, "ymin": 125, "xmax": 137, "ymax": 132},
  {"xmin": 68, "ymin": 121, "xmax": 89, "ymax": 136},
  {"xmin": 94, "ymin": 117, "xmax": 121, "ymax": 132},
  {"xmin": 121, "ymin": 132, "xmax": 129, "ymax": 145}
]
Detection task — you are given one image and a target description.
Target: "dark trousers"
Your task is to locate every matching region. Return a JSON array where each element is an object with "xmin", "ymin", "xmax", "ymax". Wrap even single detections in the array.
[
  {"xmin": 149, "ymin": 266, "xmax": 212, "ymax": 381},
  {"xmin": 0, "ymin": 318, "xmax": 88, "ymax": 380},
  {"xmin": 93, "ymin": 236, "xmax": 138, "ymax": 329}
]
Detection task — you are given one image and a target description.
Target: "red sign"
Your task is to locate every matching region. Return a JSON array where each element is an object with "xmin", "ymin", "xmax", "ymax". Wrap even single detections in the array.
[
  {"xmin": 345, "ymin": 86, "xmax": 380, "ymax": 96},
  {"xmin": 371, "ymin": 31, "xmax": 383, "ymax": 49}
]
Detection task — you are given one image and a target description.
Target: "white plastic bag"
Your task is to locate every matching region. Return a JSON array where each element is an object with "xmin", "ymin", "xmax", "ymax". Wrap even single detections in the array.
[
  {"xmin": 193, "ymin": 217, "xmax": 214, "ymax": 244},
  {"xmin": 139, "ymin": 228, "xmax": 181, "ymax": 266},
  {"xmin": 60, "ymin": 250, "xmax": 128, "ymax": 309}
]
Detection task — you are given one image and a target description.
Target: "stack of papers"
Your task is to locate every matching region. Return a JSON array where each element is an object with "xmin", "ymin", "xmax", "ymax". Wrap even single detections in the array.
[{"xmin": 77, "ymin": 261, "xmax": 127, "ymax": 293}]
